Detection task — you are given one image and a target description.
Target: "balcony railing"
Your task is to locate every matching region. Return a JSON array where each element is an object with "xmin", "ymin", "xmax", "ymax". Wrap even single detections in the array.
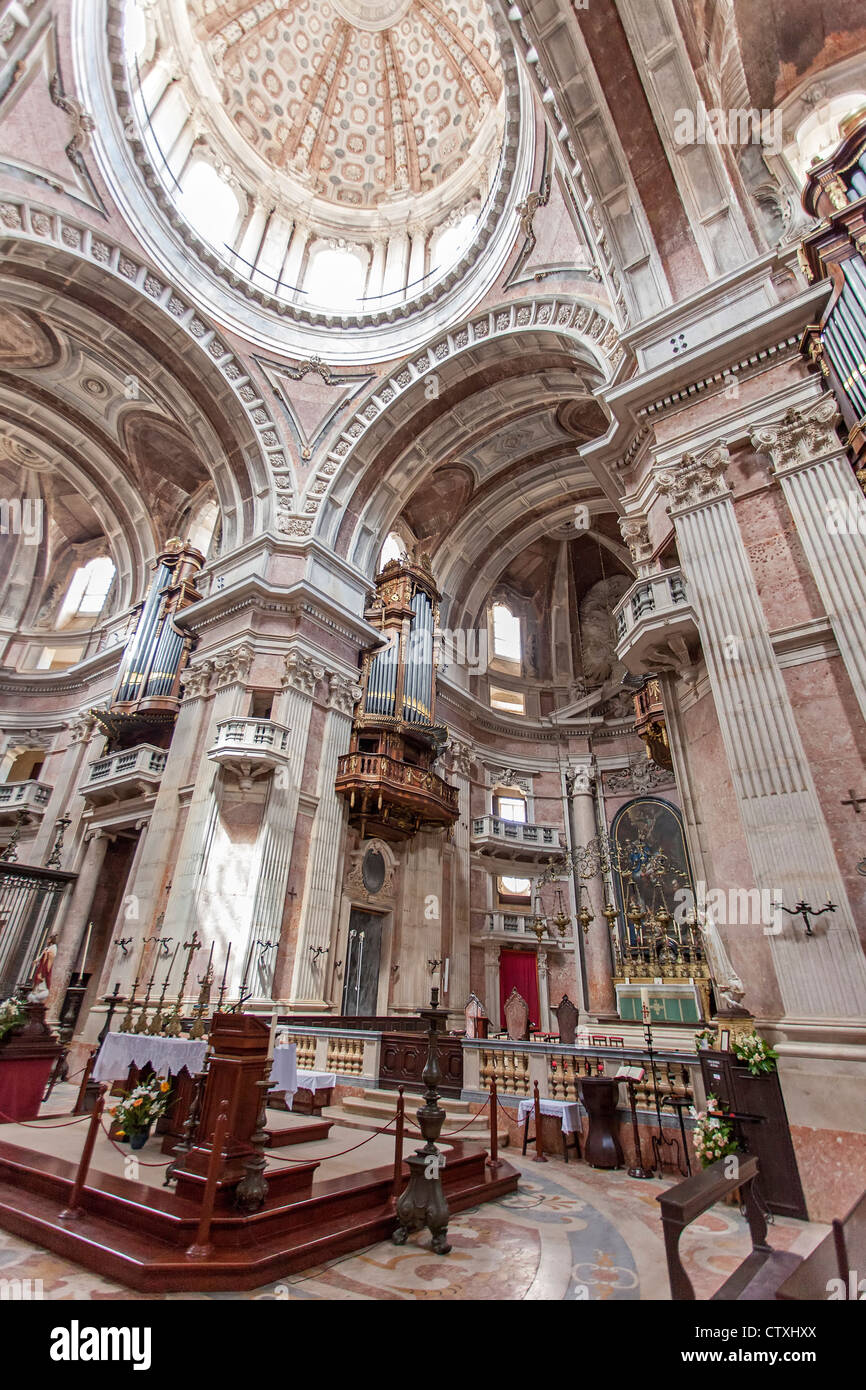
[
  {"xmin": 81, "ymin": 744, "xmax": 167, "ymax": 804},
  {"xmin": 208, "ymin": 718, "xmax": 291, "ymax": 783},
  {"xmin": 471, "ymin": 815, "xmax": 563, "ymax": 859},
  {"xmin": 0, "ymin": 780, "xmax": 53, "ymax": 822},
  {"xmin": 336, "ymin": 752, "xmax": 459, "ymax": 813},
  {"xmin": 613, "ymin": 567, "xmax": 698, "ymax": 674},
  {"xmin": 486, "ymin": 911, "xmax": 573, "ymax": 944}
]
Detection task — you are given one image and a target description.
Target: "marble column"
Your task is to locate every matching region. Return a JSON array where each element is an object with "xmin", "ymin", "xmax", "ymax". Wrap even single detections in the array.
[
  {"xmin": 659, "ymin": 444, "xmax": 866, "ymax": 1018},
  {"xmin": 567, "ymin": 764, "xmax": 617, "ymax": 1018},
  {"xmin": 537, "ymin": 946, "xmax": 551, "ymax": 1031},
  {"xmin": 160, "ymin": 645, "xmax": 254, "ymax": 974},
  {"xmin": 445, "ymin": 737, "xmax": 473, "ymax": 1021},
  {"xmin": 390, "ymin": 830, "xmax": 445, "ymax": 1014},
  {"xmin": 752, "ymin": 393, "xmax": 866, "ymax": 724},
  {"xmin": 483, "ymin": 937, "xmax": 499, "ymax": 1027},
  {"xmin": 94, "ymin": 818, "xmax": 150, "ymax": 1001},
  {"xmin": 244, "ymin": 645, "xmax": 323, "ymax": 1000},
  {"xmin": 48, "ymin": 828, "xmax": 111, "ymax": 1022},
  {"xmin": 289, "ymin": 672, "xmax": 360, "ymax": 1008}
]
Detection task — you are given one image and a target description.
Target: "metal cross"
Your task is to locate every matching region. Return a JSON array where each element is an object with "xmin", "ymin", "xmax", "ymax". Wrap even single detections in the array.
[{"xmin": 841, "ymin": 790, "xmax": 866, "ymax": 814}]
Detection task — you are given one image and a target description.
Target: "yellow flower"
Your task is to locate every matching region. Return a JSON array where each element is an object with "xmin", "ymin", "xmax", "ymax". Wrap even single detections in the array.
[
  {"xmin": 116, "ymin": 1130, "xmax": 125, "ymax": 1138},
  {"xmin": 160, "ymin": 1081, "xmax": 170, "ymax": 1093}
]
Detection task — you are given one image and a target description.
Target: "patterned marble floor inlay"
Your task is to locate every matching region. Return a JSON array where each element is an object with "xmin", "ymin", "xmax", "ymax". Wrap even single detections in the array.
[{"xmin": 0, "ymin": 1152, "xmax": 826, "ymax": 1301}]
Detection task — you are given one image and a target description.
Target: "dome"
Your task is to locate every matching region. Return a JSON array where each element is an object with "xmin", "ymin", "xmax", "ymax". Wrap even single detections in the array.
[
  {"xmin": 200, "ymin": 0, "xmax": 503, "ymax": 211},
  {"xmin": 117, "ymin": 0, "xmax": 519, "ymax": 334}
]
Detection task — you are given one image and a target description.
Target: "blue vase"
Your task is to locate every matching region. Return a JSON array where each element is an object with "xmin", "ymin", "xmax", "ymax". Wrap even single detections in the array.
[{"xmin": 129, "ymin": 1127, "xmax": 150, "ymax": 1151}]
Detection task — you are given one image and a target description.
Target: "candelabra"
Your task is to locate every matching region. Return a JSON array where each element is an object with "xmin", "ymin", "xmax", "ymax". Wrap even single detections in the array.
[{"xmin": 773, "ymin": 899, "xmax": 836, "ymax": 937}]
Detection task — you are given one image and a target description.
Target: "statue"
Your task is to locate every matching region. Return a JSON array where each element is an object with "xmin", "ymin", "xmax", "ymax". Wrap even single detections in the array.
[
  {"xmin": 694, "ymin": 910, "xmax": 749, "ymax": 1015},
  {"xmin": 27, "ymin": 934, "xmax": 58, "ymax": 1002}
]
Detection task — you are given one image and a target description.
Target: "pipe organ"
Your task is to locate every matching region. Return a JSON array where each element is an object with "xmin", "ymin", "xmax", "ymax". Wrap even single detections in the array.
[
  {"xmin": 801, "ymin": 109, "xmax": 866, "ymax": 473},
  {"xmin": 95, "ymin": 537, "xmax": 203, "ymax": 748},
  {"xmin": 335, "ymin": 551, "xmax": 459, "ymax": 841}
]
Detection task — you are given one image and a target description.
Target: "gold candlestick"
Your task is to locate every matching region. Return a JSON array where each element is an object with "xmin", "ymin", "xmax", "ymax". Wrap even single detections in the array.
[{"xmin": 149, "ymin": 941, "xmax": 180, "ymax": 1035}]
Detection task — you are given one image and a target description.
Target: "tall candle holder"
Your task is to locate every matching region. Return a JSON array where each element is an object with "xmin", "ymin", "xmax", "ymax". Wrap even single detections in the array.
[{"xmin": 392, "ymin": 987, "xmax": 452, "ymax": 1254}]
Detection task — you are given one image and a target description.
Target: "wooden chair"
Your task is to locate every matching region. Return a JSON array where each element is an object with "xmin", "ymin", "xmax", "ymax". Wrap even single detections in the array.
[
  {"xmin": 503, "ymin": 988, "xmax": 530, "ymax": 1041},
  {"xmin": 464, "ymin": 992, "xmax": 489, "ymax": 1039},
  {"xmin": 657, "ymin": 1155, "xmax": 801, "ymax": 1300},
  {"xmin": 607, "ymin": 1035, "xmax": 624, "ymax": 1047},
  {"xmin": 554, "ymin": 995, "xmax": 579, "ymax": 1045},
  {"xmin": 590, "ymin": 1033, "xmax": 608, "ymax": 1047}
]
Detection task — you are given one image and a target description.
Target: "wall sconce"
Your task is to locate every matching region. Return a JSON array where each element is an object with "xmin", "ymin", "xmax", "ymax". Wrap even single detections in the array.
[
  {"xmin": 427, "ymin": 958, "xmax": 442, "ymax": 975},
  {"xmin": 309, "ymin": 945, "xmax": 329, "ymax": 962},
  {"xmin": 773, "ymin": 899, "xmax": 836, "ymax": 937},
  {"xmin": 114, "ymin": 937, "xmax": 133, "ymax": 957}
]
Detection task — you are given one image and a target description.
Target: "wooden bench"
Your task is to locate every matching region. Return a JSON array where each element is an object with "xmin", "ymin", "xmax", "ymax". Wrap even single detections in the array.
[
  {"xmin": 776, "ymin": 1189, "xmax": 866, "ymax": 1300},
  {"xmin": 657, "ymin": 1155, "xmax": 802, "ymax": 1299}
]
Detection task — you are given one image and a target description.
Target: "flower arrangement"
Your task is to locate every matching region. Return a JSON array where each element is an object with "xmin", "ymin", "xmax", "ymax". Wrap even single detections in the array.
[
  {"xmin": 732, "ymin": 1031, "xmax": 778, "ymax": 1075},
  {"xmin": 110, "ymin": 1075, "xmax": 171, "ymax": 1141},
  {"xmin": 690, "ymin": 1095, "xmax": 739, "ymax": 1168},
  {"xmin": 694, "ymin": 1027, "xmax": 717, "ymax": 1050},
  {"xmin": 0, "ymin": 996, "xmax": 27, "ymax": 1043}
]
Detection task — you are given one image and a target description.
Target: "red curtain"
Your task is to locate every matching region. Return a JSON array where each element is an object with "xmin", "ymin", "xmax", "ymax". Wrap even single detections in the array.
[{"xmin": 499, "ymin": 950, "xmax": 540, "ymax": 1029}]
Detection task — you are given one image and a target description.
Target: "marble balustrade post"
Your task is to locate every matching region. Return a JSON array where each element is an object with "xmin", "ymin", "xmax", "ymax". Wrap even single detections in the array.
[
  {"xmin": 288, "ymin": 672, "xmax": 360, "ymax": 1008},
  {"xmin": 752, "ymin": 394, "xmax": 866, "ymax": 725},
  {"xmin": 659, "ymin": 444, "xmax": 866, "ymax": 1018}
]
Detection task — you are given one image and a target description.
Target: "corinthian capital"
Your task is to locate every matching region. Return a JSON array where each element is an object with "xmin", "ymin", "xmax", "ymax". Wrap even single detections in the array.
[
  {"xmin": 181, "ymin": 659, "xmax": 214, "ymax": 700},
  {"xmin": 618, "ymin": 515, "xmax": 652, "ymax": 566},
  {"xmin": 282, "ymin": 647, "xmax": 324, "ymax": 697},
  {"xmin": 327, "ymin": 672, "xmax": 362, "ymax": 716},
  {"xmin": 566, "ymin": 764, "xmax": 595, "ymax": 796},
  {"xmin": 211, "ymin": 643, "xmax": 254, "ymax": 689},
  {"xmin": 750, "ymin": 394, "xmax": 841, "ymax": 474},
  {"xmin": 657, "ymin": 444, "xmax": 730, "ymax": 511}
]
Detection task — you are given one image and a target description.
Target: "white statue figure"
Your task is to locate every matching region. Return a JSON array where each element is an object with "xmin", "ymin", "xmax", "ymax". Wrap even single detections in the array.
[{"xmin": 695, "ymin": 909, "xmax": 747, "ymax": 1013}]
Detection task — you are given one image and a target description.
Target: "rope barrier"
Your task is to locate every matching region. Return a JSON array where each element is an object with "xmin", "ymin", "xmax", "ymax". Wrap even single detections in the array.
[
  {"xmin": 98, "ymin": 1117, "xmax": 174, "ymax": 1167},
  {"xmin": 0, "ymin": 1106, "xmax": 92, "ymax": 1129},
  {"xmin": 265, "ymin": 1111, "xmax": 401, "ymax": 1168}
]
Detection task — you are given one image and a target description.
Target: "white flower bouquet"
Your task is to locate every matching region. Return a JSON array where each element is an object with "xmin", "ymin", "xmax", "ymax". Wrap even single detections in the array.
[
  {"xmin": 690, "ymin": 1094, "xmax": 739, "ymax": 1169},
  {"xmin": 0, "ymin": 996, "xmax": 27, "ymax": 1043},
  {"xmin": 732, "ymin": 1031, "xmax": 778, "ymax": 1075}
]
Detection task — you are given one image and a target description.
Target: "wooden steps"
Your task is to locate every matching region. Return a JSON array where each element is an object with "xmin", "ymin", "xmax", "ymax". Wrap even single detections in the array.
[
  {"xmin": 264, "ymin": 1116, "xmax": 333, "ymax": 1149},
  {"xmin": 0, "ymin": 1135, "xmax": 518, "ymax": 1292}
]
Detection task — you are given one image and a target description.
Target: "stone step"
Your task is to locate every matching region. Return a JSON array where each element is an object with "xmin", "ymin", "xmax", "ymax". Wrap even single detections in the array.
[
  {"xmin": 323, "ymin": 1090, "xmax": 509, "ymax": 1147},
  {"xmin": 361, "ymin": 1087, "xmax": 470, "ymax": 1114}
]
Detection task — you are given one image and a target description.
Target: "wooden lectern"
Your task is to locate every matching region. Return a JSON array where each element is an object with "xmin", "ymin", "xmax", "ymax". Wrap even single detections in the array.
[
  {"xmin": 172, "ymin": 1012, "xmax": 270, "ymax": 1206},
  {"xmin": 0, "ymin": 1002, "xmax": 63, "ymax": 1122}
]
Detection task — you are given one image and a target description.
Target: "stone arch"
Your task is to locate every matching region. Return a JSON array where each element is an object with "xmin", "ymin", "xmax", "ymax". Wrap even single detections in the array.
[
  {"xmin": 0, "ymin": 198, "xmax": 296, "ymax": 544},
  {"xmin": 298, "ymin": 295, "xmax": 621, "ymax": 557}
]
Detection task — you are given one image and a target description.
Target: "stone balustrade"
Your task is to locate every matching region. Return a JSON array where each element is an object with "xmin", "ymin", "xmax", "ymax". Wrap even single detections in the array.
[
  {"xmin": 613, "ymin": 566, "xmax": 699, "ymax": 675},
  {"xmin": 0, "ymin": 779, "xmax": 53, "ymax": 822},
  {"xmin": 81, "ymin": 744, "xmax": 167, "ymax": 805},
  {"xmin": 470, "ymin": 814, "xmax": 563, "ymax": 861}
]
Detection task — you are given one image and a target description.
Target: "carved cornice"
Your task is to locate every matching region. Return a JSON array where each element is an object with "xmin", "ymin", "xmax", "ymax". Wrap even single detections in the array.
[
  {"xmin": 66, "ymin": 712, "xmax": 96, "ymax": 744},
  {"xmin": 657, "ymin": 444, "xmax": 731, "ymax": 512},
  {"xmin": 750, "ymin": 394, "xmax": 842, "ymax": 474},
  {"xmin": 282, "ymin": 648, "xmax": 325, "ymax": 697},
  {"xmin": 181, "ymin": 659, "xmax": 214, "ymax": 700},
  {"xmin": 211, "ymin": 643, "xmax": 254, "ymax": 689},
  {"xmin": 488, "ymin": 765, "xmax": 533, "ymax": 795}
]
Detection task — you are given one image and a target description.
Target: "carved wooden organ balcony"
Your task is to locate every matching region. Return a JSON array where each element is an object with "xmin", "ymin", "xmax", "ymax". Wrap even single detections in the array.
[
  {"xmin": 335, "ymin": 553, "xmax": 459, "ymax": 841},
  {"xmin": 93, "ymin": 538, "xmax": 204, "ymax": 750},
  {"xmin": 801, "ymin": 109, "xmax": 866, "ymax": 472},
  {"xmin": 633, "ymin": 678, "xmax": 672, "ymax": 770}
]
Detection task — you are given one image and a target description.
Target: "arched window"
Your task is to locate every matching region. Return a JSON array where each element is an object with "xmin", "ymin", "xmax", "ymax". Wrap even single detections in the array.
[
  {"xmin": 497, "ymin": 875, "xmax": 531, "ymax": 904},
  {"xmin": 58, "ymin": 556, "xmax": 115, "ymax": 623},
  {"xmin": 788, "ymin": 92, "xmax": 866, "ymax": 183},
  {"xmin": 492, "ymin": 602, "xmax": 521, "ymax": 663},
  {"xmin": 305, "ymin": 246, "xmax": 366, "ymax": 310},
  {"xmin": 430, "ymin": 212, "xmax": 477, "ymax": 273},
  {"xmin": 493, "ymin": 787, "xmax": 527, "ymax": 822},
  {"xmin": 379, "ymin": 532, "xmax": 405, "ymax": 568},
  {"xmin": 177, "ymin": 162, "xmax": 241, "ymax": 250}
]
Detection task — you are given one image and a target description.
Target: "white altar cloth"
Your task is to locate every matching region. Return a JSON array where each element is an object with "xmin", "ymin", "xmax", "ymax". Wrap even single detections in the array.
[
  {"xmin": 268, "ymin": 1043, "xmax": 298, "ymax": 1097},
  {"xmin": 92, "ymin": 1032, "xmax": 208, "ymax": 1083},
  {"xmin": 296, "ymin": 1070, "xmax": 337, "ymax": 1094},
  {"xmin": 517, "ymin": 1097, "xmax": 582, "ymax": 1134}
]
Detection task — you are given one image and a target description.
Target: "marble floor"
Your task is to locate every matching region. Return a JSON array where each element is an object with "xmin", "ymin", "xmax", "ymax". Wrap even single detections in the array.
[{"xmin": 0, "ymin": 1143, "xmax": 826, "ymax": 1301}]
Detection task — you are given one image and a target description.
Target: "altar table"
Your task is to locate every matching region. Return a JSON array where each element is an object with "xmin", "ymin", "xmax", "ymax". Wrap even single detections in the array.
[
  {"xmin": 92, "ymin": 1032, "xmax": 208, "ymax": 1083},
  {"xmin": 268, "ymin": 1043, "xmax": 298, "ymax": 1099},
  {"xmin": 518, "ymin": 1097, "xmax": 583, "ymax": 1163}
]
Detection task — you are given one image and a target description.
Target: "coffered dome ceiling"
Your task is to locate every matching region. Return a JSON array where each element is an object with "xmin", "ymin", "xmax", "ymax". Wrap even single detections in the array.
[{"xmin": 196, "ymin": 0, "xmax": 503, "ymax": 212}]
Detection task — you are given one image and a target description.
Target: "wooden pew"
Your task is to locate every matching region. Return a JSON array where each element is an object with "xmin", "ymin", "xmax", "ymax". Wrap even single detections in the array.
[
  {"xmin": 777, "ymin": 1190, "xmax": 866, "ymax": 1300},
  {"xmin": 657, "ymin": 1155, "xmax": 802, "ymax": 1300}
]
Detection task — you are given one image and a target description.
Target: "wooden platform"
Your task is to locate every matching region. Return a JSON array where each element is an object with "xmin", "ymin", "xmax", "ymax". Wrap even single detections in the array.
[{"xmin": 0, "ymin": 1133, "xmax": 518, "ymax": 1292}]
